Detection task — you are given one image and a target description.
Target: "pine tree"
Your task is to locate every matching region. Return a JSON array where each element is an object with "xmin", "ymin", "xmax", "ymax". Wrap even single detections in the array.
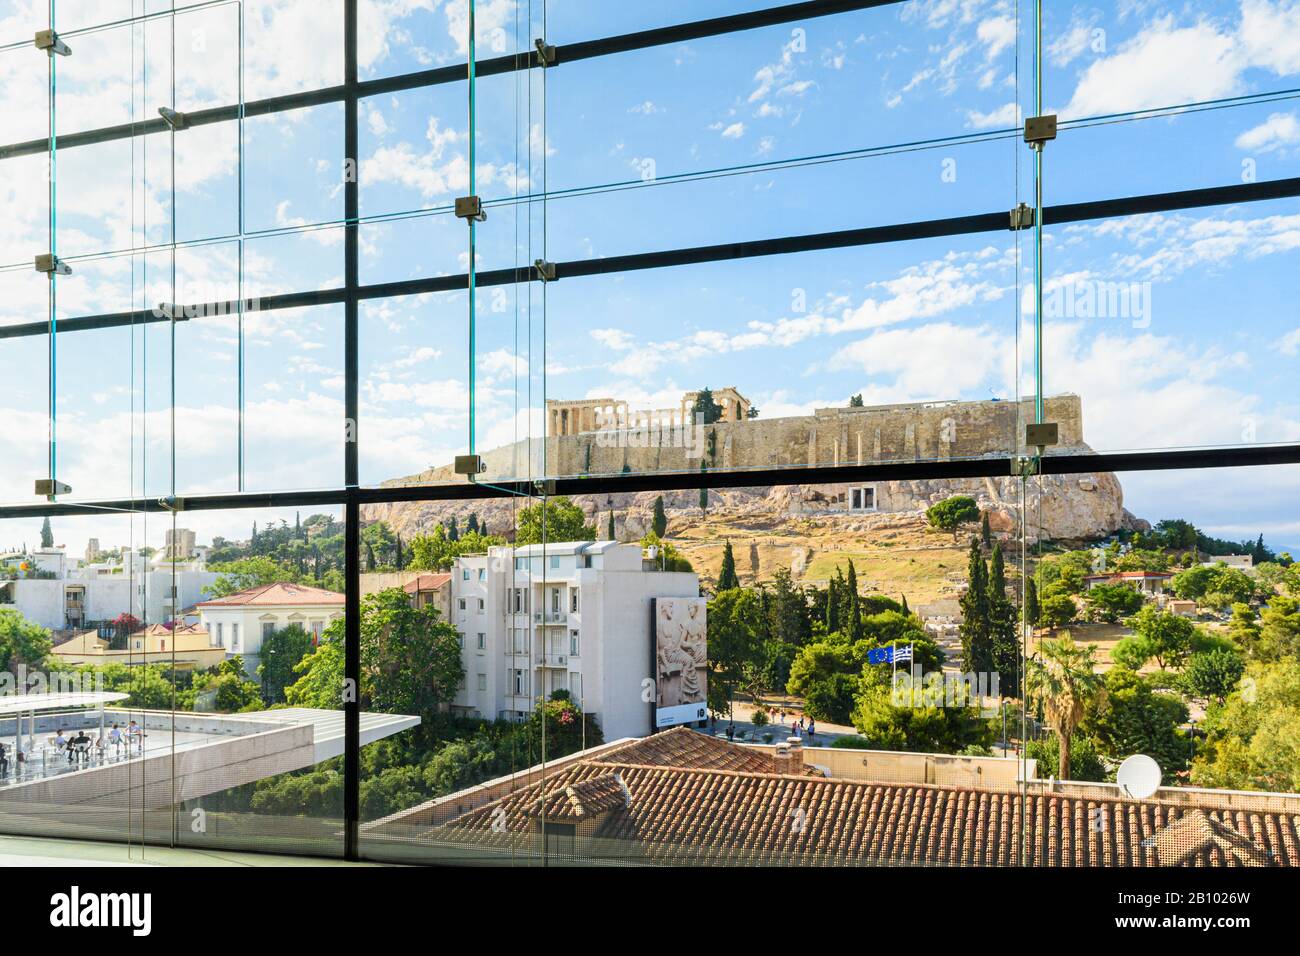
[
  {"xmin": 652, "ymin": 497, "xmax": 667, "ymax": 538},
  {"xmin": 40, "ymin": 517, "xmax": 53, "ymax": 549},
  {"xmin": 607, "ymin": 511, "xmax": 615, "ymax": 540},
  {"xmin": 959, "ymin": 538, "xmax": 993, "ymax": 673},
  {"xmin": 718, "ymin": 541, "xmax": 739, "ymax": 591}
]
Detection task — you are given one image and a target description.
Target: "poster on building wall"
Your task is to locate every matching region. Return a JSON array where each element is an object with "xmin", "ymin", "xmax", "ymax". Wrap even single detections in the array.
[{"xmin": 652, "ymin": 597, "xmax": 708, "ymax": 729}]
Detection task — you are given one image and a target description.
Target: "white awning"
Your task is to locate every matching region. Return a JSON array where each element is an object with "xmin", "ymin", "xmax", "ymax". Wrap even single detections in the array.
[{"xmin": 0, "ymin": 692, "xmax": 129, "ymax": 715}]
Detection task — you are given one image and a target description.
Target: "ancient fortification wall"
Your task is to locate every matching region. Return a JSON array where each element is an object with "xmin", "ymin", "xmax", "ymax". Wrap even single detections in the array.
[{"xmin": 393, "ymin": 395, "xmax": 1085, "ymax": 486}]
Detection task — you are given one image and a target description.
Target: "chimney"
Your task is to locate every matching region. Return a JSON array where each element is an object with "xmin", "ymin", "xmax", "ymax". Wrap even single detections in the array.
[{"xmin": 772, "ymin": 737, "xmax": 804, "ymax": 775}]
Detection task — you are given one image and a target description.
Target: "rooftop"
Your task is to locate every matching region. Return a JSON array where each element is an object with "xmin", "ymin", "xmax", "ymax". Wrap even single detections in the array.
[
  {"xmin": 402, "ymin": 572, "xmax": 451, "ymax": 593},
  {"xmin": 196, "ymin": 582, "xmax": 345, "ymax": 608},
  {"xmin": 413, "ymin": 728, "xmax": 1298, "ymax": 867}
]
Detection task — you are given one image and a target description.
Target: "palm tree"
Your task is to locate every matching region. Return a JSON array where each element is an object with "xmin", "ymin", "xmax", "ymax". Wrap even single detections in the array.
[{"xmin": 1023, "ymin": 632, "xmax": 1106, "ymax": 781}]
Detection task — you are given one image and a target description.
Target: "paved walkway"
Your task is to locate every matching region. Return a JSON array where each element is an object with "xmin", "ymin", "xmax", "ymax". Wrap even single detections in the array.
[{"xmin": 712, "ymin": 701, "xmax": 858, "ymax": 746}]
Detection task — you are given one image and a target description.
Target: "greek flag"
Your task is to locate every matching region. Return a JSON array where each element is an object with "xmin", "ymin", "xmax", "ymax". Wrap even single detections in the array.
[{"xmin": 895, "ymin": 644, "xmax": 914, "ymax": 663}]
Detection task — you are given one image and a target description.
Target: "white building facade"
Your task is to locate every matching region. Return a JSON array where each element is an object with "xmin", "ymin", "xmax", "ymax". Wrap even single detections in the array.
[
  {"xmin": 0, "ymin": 558, "xmax": 217, "ymax": 632},
  {"xmin": 446, "ymin": 541, "xmax": 699, "ymax": 741},
  {"xmin": 195, "ymin": 583, "xmax": 345, "ymax": 675}
]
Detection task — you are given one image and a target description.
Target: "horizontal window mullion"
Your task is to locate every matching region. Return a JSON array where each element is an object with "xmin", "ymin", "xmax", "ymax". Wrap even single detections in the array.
[{"xmin": 2, "ymin": 443, "xmax": 1297, "ymax": 519}]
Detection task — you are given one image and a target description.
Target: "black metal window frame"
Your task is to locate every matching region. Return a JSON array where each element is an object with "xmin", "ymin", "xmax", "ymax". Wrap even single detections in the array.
[{"xmin": 2, "ymin": 0, "xmax": 1298, "ymax": 862}]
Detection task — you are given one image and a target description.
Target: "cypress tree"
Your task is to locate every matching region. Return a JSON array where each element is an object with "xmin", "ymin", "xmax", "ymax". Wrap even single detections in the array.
[
  {"xmin": 981, "ymin": 511, "xmax": 992, "ymax": 551},
  {"xmin": 959, "ymin": 538, "xmax": 992, "ymax": 673},
  {"xmin": 1024, "ymin": 577, "xmax": 1040, "ymax": 627},
  {"xmin": 901, "ymin": 594, "xmax": 910, "ymax": 616},
  {"xmin": 844, "ymin": 560, "xmax": 862, "ymax": 641},
  {"xmin": 987, "ymin": 543, "xmax": 1020, "ymax": 696},
  {"xmin": 467, "ymin": 513, "xmax": 480, "ymax": 535},
  {"xmin": 446, "ymin": 517, "xmax": 459, "ymax": 542},
  {"xmin": 718, "ymin": 541, "xmax": 739, "ymax": 591},
  {"xmin": 652, "ymin": 497, "xmax": 667, "ymax": 538},
  {"xmin": 607, "ymin": 511, "xmax": 615, "ymax": 540}
]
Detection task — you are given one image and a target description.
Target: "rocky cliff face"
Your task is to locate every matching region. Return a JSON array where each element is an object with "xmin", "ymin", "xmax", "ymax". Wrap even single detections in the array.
[{"xmin": 363, "ymin": 459, "xmax": 1145, "ymax": 545}]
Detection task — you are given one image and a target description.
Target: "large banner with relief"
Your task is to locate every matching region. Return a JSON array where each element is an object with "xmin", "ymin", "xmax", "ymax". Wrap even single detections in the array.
[{"xmin": 652, "ymin": 597, "xmax": 708, "ymax": 729}]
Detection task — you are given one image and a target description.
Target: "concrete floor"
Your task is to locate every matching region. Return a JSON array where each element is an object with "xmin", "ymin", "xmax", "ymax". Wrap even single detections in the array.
[
  {"xmin": 0, "ymin": 728, "xmax": 223, "ymax": 789},
  {"xmin": 0, "ymin": 833, "xmax": 382, "ymax": 867}
]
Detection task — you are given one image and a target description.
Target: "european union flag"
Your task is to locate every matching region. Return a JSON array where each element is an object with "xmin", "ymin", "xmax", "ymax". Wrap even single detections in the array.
[{"xmin": 867, "ymin": 647, "xmax": 894, "ymax": 665}]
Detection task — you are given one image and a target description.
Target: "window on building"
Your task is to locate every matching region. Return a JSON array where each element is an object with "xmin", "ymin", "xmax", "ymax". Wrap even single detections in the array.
[
  {"xmin": 476, "ymin": 633, "xmax": 486, "ymax": 650},
  {"xmin": 231, "ymin": 624, "xmax": 240, "ymax": 651},
  {"xmin": 850, "ymin": 485, "xmax": 878, "ymax": 512},
  {"xmin": 570, "ymin": 590, "xmax": 579, "ymax": 612},
  {"xmin": 458, "ymin": 598, "xmax": 466, "ymax": 611},
  {"xmin": 569, "ymin": 672, "xmax": 582, "ymax": 701},
  {"xmin": 477, "ymin": 673, "xmax": 486, "ymax": 692},
  {"xmin": 462, "ymin": 570, "xmax": 470, "ymax": 581},
  {"xmin": 569, "ymin": 631, "xmax": 580, "ymax": 656},
  {"xmin": 262, "ymin": 622, "xmax": 276, "ymax": 640},
  {"xmin": 549, "ymin": 555, "xmax": 560, "ymax": 570},
  {"xmin": 215, "ymin": 622, "xmax": 223, "ymax": 648}
]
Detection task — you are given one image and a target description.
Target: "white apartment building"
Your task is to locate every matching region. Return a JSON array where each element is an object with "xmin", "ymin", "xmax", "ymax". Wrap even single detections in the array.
[
  {"xmin": 0, "ymin": 553, "xmax": 217, "ymax": 632},
  {"xmin": 446, "ymin": 541, "xmax": 699, "ymax": 741},
  {"xmin": 195, "ymin": 582, "xmax": 344, "ymax": 676}
]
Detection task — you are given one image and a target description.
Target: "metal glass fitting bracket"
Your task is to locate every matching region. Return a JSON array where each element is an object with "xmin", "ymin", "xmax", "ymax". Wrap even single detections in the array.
[
  {"xmin": 534, "ymin": 39, "xmax": 556, "ymax": 66},
  {"xmin": 34, "ymin": 253, "xmax": 71, "ymax": 275},
  {"xmin": 1009, "ymin": 203, "xmax": 1034, "ymax": 230},
  {"xmin": 454, "ymin": 195, "xmax": 487, "ymax": 222},
  {"xmin": 1023, "ymin": 114, "xmax": 1057, "ymax": 148},
  {"xmin": 34, "ymin": 29, "xmax": 70, "ymax": 56},
  {"xmin": 1025, "ymin": 422, "xmax": 1059, "ymax": 447},
  {"xmin": 158, "ymin": 107, "xmax": 190, "ymax": 130},
  {"xmin": 454, "ymin": 454, "xmax": 486, "ymax": 477}
]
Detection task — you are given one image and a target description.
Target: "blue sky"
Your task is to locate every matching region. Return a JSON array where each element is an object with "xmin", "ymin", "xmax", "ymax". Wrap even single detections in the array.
[{"xmin": 0, "ymin": 0, "xmax": 1297, "ymax": 555}]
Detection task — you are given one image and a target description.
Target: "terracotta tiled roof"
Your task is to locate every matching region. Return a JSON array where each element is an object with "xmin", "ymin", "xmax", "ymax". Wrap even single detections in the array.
[
  {"xmin": 429, "ymin": 732, "xmax": 1298, "ymax": 867},
  {"xmin": 1152, "ymin": 809, "xmax": 1275, "ymax": 866},
  {"xmin": 195, "ymin": 582, "xmax": 344, "ymax": 608},
  {"xmin": 563, "ymin": 773, "xmax": 631, "ymax": 819},
  {"xmin": 592, "ymin": 726, "xmax": 818, "ymax": 775},
  {"xmin": 403, "ymin": 573, "xmax": 451, "ymax": 593}
]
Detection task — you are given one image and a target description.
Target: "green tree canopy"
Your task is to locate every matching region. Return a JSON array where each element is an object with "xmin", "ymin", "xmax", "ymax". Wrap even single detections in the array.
[
  {"xmin": 926, "ymin": 496, "xmax": 980, "ymax": 541},
  {"xmin": 515, "ymin": 496, "xmax": 596, "ymax": 545}
]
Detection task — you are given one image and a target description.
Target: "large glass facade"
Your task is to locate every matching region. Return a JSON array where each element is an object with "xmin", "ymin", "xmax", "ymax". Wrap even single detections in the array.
[{"xmin": 0, "ymin": 0, "xmax": 1296, "ymax": 874}]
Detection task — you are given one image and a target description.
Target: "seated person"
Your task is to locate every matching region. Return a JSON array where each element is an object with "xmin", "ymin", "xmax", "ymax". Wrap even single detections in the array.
[
  {"xmin": 54, "ymin": 729, "xmax": 70, "ymax": 760},
  {"xmin": 0, "ymin": 742, "xmax": 7, "ymax": 775},
  {"xmin": 108, "ymin": 724, "xmax": 123, "ymax": 751}
]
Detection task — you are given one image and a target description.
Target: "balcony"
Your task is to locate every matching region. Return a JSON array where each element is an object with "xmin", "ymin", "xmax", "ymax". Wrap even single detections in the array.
[
  {"xmin": 538, "ymin": 654, "xmax": 568, "ymax": 668},
  {"xmin": 533, "ymin": 611, "xmax": 567, "ymax": 625}
]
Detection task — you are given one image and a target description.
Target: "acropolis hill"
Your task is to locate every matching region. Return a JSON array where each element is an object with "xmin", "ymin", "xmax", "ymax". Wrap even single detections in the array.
[{"xmin": 368, "ymin": 392, "xmax": 1146, "ymax": 556}]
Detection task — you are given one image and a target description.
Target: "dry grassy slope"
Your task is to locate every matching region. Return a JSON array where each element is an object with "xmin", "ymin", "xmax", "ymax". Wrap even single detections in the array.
[{"xmin": 668, "ymin": 510, "xmax": 981, "ymax": 605}]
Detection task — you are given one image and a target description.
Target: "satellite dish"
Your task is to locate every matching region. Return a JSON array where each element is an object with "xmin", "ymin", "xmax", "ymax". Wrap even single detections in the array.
[{"xmin": 1116, "ymin": 754, "xmax": 1162, "ymax": 799}]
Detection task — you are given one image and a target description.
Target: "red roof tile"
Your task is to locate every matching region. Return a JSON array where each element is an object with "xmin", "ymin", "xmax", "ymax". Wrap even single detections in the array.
[{"xmin": 195, "ymin": 582, "xmax": 345, "ymax": 608}]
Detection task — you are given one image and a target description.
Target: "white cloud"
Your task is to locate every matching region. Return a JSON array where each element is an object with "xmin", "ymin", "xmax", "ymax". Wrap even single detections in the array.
[
  {"xmin": 720, "ymin": 122, "xmax": 746, "ymax": 139},
  {"xmin": 966, "ymin": 101, "xmax": 1020, "ymax": 129},
  {"xmin": 1235, "ymin": 111, "xmax": 1300, "ymax": 152}
]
